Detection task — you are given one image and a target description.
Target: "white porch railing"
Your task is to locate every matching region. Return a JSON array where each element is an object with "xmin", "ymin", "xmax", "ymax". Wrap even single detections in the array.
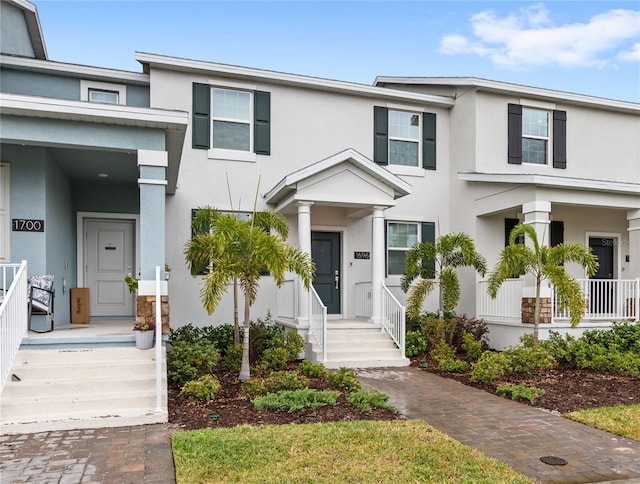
[
  {"xmin": 553, "ymin": 278, "xmax": 639, "ymax": 321},
  {"xmin": 1, "ymin": 261, "xmax": 28, "ymax": 391},
  {"xmin": 308, "ymin": 286, "xmax": 327, "ymax": 361},
  {"xmin": 477, "ymin": 278, "xmax": 524, "ymax": 319},
  {"xmin": 277, "ymin": 278, "xmax": 297, "ymax": 320},
  {"xmin": 355, "ymin": 281, "xmax": 372, "ymax": 318},
  {"xmin": 381, "ymin": 283, "xmax": 405, "ymax": 351}
]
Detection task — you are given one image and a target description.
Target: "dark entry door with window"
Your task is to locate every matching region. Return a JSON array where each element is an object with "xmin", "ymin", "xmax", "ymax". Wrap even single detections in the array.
[
  {"xmin": 589, "ymin": 237, "xmax": 614, "ymax": 314},
  {"xmin": 311, "ymin": 231, "xmax": 341, "ymax": 314}
]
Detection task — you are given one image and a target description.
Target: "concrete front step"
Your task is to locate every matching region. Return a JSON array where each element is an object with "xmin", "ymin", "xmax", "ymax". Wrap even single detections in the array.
[{"xmin": 0, "ymin": 346, "xmax": 168, "ymax": 434}]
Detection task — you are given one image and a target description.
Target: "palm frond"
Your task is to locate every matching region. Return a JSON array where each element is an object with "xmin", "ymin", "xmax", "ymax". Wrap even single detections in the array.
[{"xmin": 406, "ymin": 278, "xmax": 437, "ymax": 320}]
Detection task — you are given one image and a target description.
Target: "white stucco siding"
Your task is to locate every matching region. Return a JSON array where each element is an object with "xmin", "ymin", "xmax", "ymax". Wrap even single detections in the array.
[{"xmin": 152, "ymin": 67, "xmax": 452, "ymax": 326}]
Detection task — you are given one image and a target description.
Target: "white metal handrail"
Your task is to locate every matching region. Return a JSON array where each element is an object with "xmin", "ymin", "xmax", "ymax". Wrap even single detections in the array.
[
  {"xmin": 1, "ymin": 261, "xmax": 28, "ymax": 391},
  {"xmin": 277, "ymin": 278, "xmax": 297, "ymax": 320},
  {"xmin": 355, "ymin": 281, "xmax": 372, "ymax": 318},
  {"xmin": 553, "ymin": 278, "xmax": 639, "ymax": 321},
  {"xmin": 308, "ymin": 285, "xmax": 327, "ymax": 361},
  {"xmin": 477, "ymin": 278, "xmax": 524, "ymax": 319},
  {"xmin": 381, "ymin": 283, "xmax": 405, "ymax": 351}
]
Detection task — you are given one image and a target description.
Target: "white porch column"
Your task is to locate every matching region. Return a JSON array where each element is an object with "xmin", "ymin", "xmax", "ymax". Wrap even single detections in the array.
[
  {"xmin": 521, "ymin": 201, "xmax": 551, "ymax": 322},
  {"xmin": 297, "ymin": 201, "xmax": 313, "ymax": 328},
  {"xmin": 371, "ymin": 206, "xmax": 386, "ymax": 325}
]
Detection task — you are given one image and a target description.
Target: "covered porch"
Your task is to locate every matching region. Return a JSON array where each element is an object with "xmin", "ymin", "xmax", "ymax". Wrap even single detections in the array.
[{"xmin": 265, "ymin": 149, "xmax": 411, "ymax": 367}]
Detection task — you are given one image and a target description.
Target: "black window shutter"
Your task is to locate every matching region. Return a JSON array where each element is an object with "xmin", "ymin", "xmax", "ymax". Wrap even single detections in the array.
[
  {"xmin": 550, "ymin": 220, "xmax": 564, "ymax": 247},
  {"xmin": 553, "ymin": 110, "xmax": 567, "ymax": 169},
  {"xmin": 384, "ymin": 221, "xmax": 388, "ymax": 277},
  {"xmin": 190, "ymin": 209, "xmax": 207, "ymax": 275},
  {"xmin": 422, "ymin": 112, "xmax": 436, "ymax": 170},
  {"xmin": 421, "ymin": 222, "xmax": 436, "ymax": 278},
  {"xmin": 508, "ymin": 103, "xmax": 522, "ymax": 164},
  {"xmin": 374, "ymin": 106, "xmax": 389, "ymax": 165},
  {"xmin": 505, "ymin": 218, "xmax": 524, "ymax": 246},
  {"xmin": 192, "ymin": 83, "xmax": 210, "ymax": 149},
  {"xmin": 254, "ymin": 91, "xmax": 271, "ymax": 155}
]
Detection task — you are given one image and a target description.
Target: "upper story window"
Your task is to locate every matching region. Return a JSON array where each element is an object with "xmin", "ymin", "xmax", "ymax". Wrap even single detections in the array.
[
  {"xmin": 192, "ymin": 83, "xmax": 270, "ymax": 160},
  {"xmin": 81, "ymin": 80, "xmax": 126, "ymax": 105},
  {"xmin": 522, "ymin": 108, "xmax": 548, "ymax": 164},
  {"xmin": 508, "ymin": 103, "xmax": 566, "ymax": 169},
  {"xmin": 212, "ymin": 89, "xmax": 251, "ymax": 151},
  {"xmin": 389, "ymin": 111, "xmax": 421, "ymax": 167},
  {"xmin": 374, "ymin": 106, "xmax": 436, "ymax": 170},
  {"xmin": 88, "ymin": 88, "xmax": 119, "ymax": 105}
]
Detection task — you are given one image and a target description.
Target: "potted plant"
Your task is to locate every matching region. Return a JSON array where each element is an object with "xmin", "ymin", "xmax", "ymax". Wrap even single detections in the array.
[{"xmin": 133, "ymin": 320, "xmax": 155, "ymax": 349}]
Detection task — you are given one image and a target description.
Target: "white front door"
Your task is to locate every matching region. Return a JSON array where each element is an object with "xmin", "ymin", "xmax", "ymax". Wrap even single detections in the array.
[{"xmin": 85, "ymin": 219, "xmax": 135, "ymax": 317}]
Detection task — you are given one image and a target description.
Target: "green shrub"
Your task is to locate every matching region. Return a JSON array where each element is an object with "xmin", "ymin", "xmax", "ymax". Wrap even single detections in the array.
[
  {"xmin": 508, "ymin": 346, "xmax": 556, "ymax": 375},
  {"xmin": 573, "ymin": 343, "xmax": 640, "ymax": 375},
  {"xmin": 256, "ymin": 347, "xmax": 290, "ymax": 375},
  {"xmin": 167, "ymin": 339, "xmax": 220, "ymax": 386},
  {"xmin": 299, "ymin": 360, "xmax": 326, "ymax": 379},
  {"xmin": 496, "ymin": 384, "xmax": 545, "ymax": 404},
  {"xmin": 430, "ymin": 340, "xmax": 456, "ymax": 364},
  {"xmin": 416, "ymin": 313, "xmax": 487, "ymax": 352},
  {"xmin": 470, "ymin": 351, "xmax": 512, "ymax": 384},
  {"xmin": 438, "ymin": 358, "xmax": 469, "ymax": 373},
  {"xmin": 201, "ymin": 324, "xmax": 235, "ymax": 355},
  {"xmin": 537, "ymin": 331, "xmax": 578, "ymax": 365},
  {"xmin": 241, "ymin": 371, "xmax": 308, "ymax": 399},
  {"xmin": 224, "ymin": 344, "xmax": 243, "ymax": 373},
  {"xmin": 282, "ymin": 330, "xmax": 305, "ymax": 361},
  {"xmin": 346, "ymin": 389, "xmax": 395, "ymax": 413},
  {"xmin": 180, "ymin": 375, "xmax": 221, "ymax": 401},
  {"xmin": 582, "ymin": 321, "xmax": 640, "ymax": 353},
  {"xmin": 252, "ymin": 389, "xmax": 339, "ymax": 413},
  {"xmin": 405, "ymin": 330, "xmax": 427, "ymax": 357},
  {"xmin": 168, "ymin": 323, "xmax": 203, "ymax": 344},
  {"xmin": 327, "ymin": 367, "xmax": 362, "ymax": 394},
  {"xmin": 249, "ymin": 319, "xmax": 286, "ymax": 362},
  {"xmin": 462, "ymin": 332, "xmax": 484, "ymax": 361}
]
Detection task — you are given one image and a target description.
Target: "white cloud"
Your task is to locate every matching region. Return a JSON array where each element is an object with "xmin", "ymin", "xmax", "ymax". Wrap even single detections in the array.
[{"xmin": 438, "ymin": 4, "xmax": 640, "ymax": 70}]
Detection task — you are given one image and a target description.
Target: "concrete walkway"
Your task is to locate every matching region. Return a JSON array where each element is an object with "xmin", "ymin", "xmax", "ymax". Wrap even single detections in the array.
[
  {"xmin": 359, "ymin": 366, "xmax": 640, "ymax": 484},
  {"xmin": 2, "ymin": 367, "xmax": 640, "ymax": 483}
]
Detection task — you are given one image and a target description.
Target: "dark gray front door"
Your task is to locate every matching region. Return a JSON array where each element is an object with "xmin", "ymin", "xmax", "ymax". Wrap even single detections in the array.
[
  {"xmin": 311, "ymin": 231, "xmax": 341, "ymax": 314},
  {"xmin": 589, "ymin": 237, "xmax": 614, "ymax": 313}
]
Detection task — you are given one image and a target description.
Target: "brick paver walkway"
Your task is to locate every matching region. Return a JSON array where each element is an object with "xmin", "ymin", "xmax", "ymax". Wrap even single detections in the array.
[
  {"xmin": 358, "ymin": 366, "xmax": 640, "ymax": 483},
  {"xmin": 0, "ymin": 424, "xmax": 174, "ymax": 483}
]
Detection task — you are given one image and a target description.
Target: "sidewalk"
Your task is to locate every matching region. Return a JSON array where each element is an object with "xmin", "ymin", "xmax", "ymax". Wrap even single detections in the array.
[
  {"xmin": 358, "ymin": 366, "xmax": 640, "ymax": 484},
  {"xmin": 0, "ymin": 424, "xmax": 174, "ymax": 483}
]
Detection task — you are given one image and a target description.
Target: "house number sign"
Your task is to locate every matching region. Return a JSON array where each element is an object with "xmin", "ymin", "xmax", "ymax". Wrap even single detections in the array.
[
  {"xmin": 354, "ymin": 251, "xmax": 370, "ymax": 259},
  {"xmin": 12, "ymin": 219, "xmax": 44, "ymax": 232}
]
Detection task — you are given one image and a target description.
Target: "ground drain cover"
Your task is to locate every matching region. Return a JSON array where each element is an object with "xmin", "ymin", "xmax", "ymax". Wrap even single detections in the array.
[{"xmin": 540, "ymin": 456, "xmax": 567, "ymax": 466}]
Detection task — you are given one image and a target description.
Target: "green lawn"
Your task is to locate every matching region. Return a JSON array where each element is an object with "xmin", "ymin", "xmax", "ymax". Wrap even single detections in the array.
[
  {"xmin": 565, "ymin": 404, "xmax": 640, "ymax": 441},
  {"xmin": 172, "ymin": 419, "xmax": 531, "ymax": 483}
]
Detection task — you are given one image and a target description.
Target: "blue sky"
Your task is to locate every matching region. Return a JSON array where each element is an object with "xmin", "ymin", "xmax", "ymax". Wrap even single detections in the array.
[{"xmin": 34, "ymin": 1, "xmax": 640, "ymax": 102}]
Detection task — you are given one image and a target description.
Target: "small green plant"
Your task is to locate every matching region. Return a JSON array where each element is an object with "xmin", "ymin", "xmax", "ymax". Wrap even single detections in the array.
[
  {"xmin": 251, "ymin": 389, "xmax": 339, "ymax": 413},
  {"xmin": 462, "ymin": 332, "xmax": 483, "ymax": 362},
  {"xmin": 167, "ymin": 339, "xmax": 220, "ymax": 386},
  {"xmin": 241, "ymin": 371, "xmax": 308, "ymax": 399},
  {"xmin": 405, "ymin": 330, "xmax": 427, "ymax": 357},
  {"xmin": 299, "ymin": 360, "xmax": 326, "ymax": 379},
  {"xmin": 180, "ymin": 375, "xmax": 221, "ymax": 401},
  {"xmin": 430, "ymin": 340, "xmax": 456, "ymax": 364},
  {"xmin": 346, "ymin": 389, "xmax": 395, "ymax": 413},
  {"xmin": 327, "ymin": 367, "xmax": 362, "ymax": 394},
  {"xmin": 201, "ymin": 324, "xmax": 235, "ymax": 355},
  {"xmin": 470, "ymin": 351, "xmax": 512, "ymax": 384},
  {"xmin": 508, "ymin": 346, "xmax": 556, "ymax": 375},
  {"xmin": 282, "ymin": 330, "xmax": 305, "ymax": 361},
  {"xmin": 438, "ymin": 358, "xmax": 469, "ymax": 373},
  {"xmin": 124, "ymin": 274, "xmax": 138, "ymax": 294},
  {"xmin": 496, "ymin": 384, "xmax": 545, "ymax": 404},
  {"xmin": 256, "ymin": 347, "xmax": 290, "ymax": 374},
  {"xmin": 168, "ymin": 324, "xmax": 203, "ymax": 344},
  {"xmin": 224, "ymin": 344, "xmax": 243, "ymax": 373},
  {"xmin": 133, "ymin": 320, "xmax": 155, "ymax": 332}
]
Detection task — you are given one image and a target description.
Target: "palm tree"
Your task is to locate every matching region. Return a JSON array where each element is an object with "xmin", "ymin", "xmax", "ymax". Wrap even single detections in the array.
[
  {"xmin": 487, "ymin": 223, "xmax": 598, "ymax": 345},
  {"xmin": 186, "ymin": 208, "xmax": 315, "ymax": 380},
  {"xmin": 401, "ymin": 232, "xmax": 487, "ymax": 321}
]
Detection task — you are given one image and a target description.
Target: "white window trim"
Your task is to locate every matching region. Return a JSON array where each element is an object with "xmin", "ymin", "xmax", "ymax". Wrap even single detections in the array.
[
  {"xmin": 522, "ymin": 106, "xmax": 550, "ymax": 166},
  {"xmin": 80, "ymin": 80, "xmax": 126, "ymax": 105},
  {"xmin": 208, "ymin": 86, "xmax": 256, "ymax": 162},
  {"xmin": 388, "ymin": 109, "xmax": 421, "ymax": 168}
]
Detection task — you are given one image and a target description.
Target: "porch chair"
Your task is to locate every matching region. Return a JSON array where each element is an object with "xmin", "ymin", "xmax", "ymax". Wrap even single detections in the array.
[{"xmin": 27, "ymin": 274, "xmax": 55, "ymax": 333}]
